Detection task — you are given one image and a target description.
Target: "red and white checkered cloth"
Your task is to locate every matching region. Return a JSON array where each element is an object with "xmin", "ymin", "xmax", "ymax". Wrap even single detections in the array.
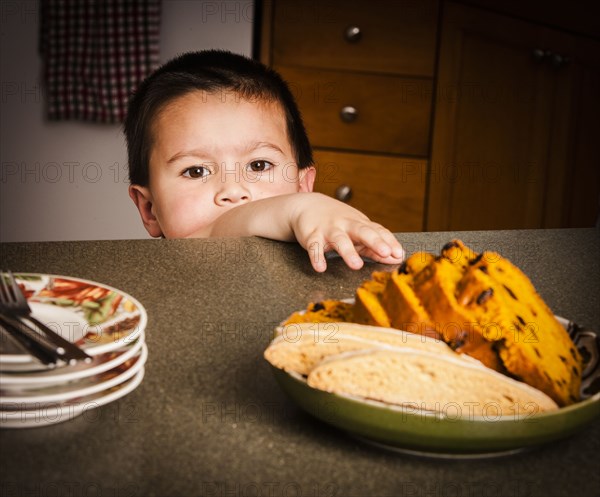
[{"xmin": 40, "ymin": 0, "xmax": 161, "ymax": 123}]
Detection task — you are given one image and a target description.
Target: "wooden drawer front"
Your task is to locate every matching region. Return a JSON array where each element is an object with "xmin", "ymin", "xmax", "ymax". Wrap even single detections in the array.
[
  {"xmin": 278, "ymin": 66, "xmax": 433, "ymax": 156},
  {"xmin": 312, "ymin": 149, "xmax": 426, "ymax": 232},
  {"xmin": 272, "ymin": 0, "xmax": 439, "ymax": 77}
]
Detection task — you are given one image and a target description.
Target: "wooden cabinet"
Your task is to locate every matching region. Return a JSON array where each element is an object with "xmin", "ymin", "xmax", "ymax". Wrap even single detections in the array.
[
  {"xmin": 276, "ymin": 66, "xmax": 433, "ymax": 156},
  {"xmin": 269, "ymin": 0, "xmax": 439, "ymax": 77},
  {"xmin": 259, "ymin": 0, "xmax": 439, "ymax": 232},
  {"xmin": 427, "ymin": 2, "xmax": 600, "ymax": 230},
  {"xmin": 312, "ymin": 150, "xmax": 427, "ymax": 232},
  {"xmin": 258, "ymin": 0, "xmax": 600, "ymax": 232}
]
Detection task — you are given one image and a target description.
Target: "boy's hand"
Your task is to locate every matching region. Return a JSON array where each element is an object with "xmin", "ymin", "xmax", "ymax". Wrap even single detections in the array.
[
  {"xmin": 290, "ymin": 193, "xmax": 405, "ymax": 272},
  {"xmin": 205, "ymin": 192, "xmax": 405, "ymax": 272}
]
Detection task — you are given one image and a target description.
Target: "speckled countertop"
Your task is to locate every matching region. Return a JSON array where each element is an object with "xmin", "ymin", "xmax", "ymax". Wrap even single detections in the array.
[{"xmin": 0, "ymin": 229, "xmax": 598, "ymax": 497}]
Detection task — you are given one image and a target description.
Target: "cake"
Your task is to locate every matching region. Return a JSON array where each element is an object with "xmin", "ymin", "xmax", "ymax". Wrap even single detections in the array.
[
  {"xmin": 351, "ymin": 240, "xmax": 582, "ymax": 406},
  {"xmin": 283, "ymin": 299, "xmax": 353, "ymax": 325},
  {"xmin": 456, "ymin": 251, "xmax": 582, "ymax": 405},
  {"xmin": 380, "ymin": 253, "xmax": 439, "ymax": 339},
  {"xmin": 352, "ymin": 271, "xmax": 391, "ymax": 327},
  {"xmin": 410, "ymin": 252, "xmax": 507, "ymax": 373}
]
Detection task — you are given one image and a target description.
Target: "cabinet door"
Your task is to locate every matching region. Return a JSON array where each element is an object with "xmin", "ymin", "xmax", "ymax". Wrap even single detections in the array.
[
  {"xmin": 427, "ymin": 2, "xmax": 600, "ymax": 230},
  {"xmin": 552, "ymin": 34, "xmax": 600, "ymax": 227},
  {"xmin": 312, "ymin": 150, "xmax": 427, "ymax": 232}
]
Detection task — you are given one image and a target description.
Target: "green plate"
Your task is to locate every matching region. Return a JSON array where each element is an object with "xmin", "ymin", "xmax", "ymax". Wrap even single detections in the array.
[{"xmin": 270, "ymin": 316, "xmax": 600, "ymax": 457}]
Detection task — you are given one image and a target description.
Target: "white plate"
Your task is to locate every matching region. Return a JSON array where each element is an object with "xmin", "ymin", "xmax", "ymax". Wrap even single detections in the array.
[
  {"xmin": 0, "ymin": 344, "xmax": 147, "ymax": 406},
  {"xmin": 0, "ymin": 273, "xmax": 147, "ymax": 364},
  {"xmin": 0, "ymin": 332, "xmax": 144, "ymax": 387},
  {"xmin": 0, "ymin": 367, "xmax": 146, "ymax": 428},
  {"xmin": 0, "ymin": 302, "xmax": 93, "ymax": 371}
]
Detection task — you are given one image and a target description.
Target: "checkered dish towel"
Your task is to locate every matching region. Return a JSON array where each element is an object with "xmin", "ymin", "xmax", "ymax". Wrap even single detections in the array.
[{"xmin": 40, "ymin": 0, "xmax": 161, "ymax": 123}]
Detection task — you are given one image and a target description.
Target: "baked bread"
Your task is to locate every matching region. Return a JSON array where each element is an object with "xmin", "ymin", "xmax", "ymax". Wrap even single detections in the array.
[
  {"xmin": 307, "ymin": 348, "xmax": 559, "ymax": 416},
  {"xmin": 283, "ymin": 300, "xmax": 353, "ymax": 325},
  {"xmin": 278, "ymin": 240, "xmax": 583, "ymax": 407},
  {"xmin": 410, "ymin": 253, "xmax": 506, "ymax": 372},
  {"xmin": 456, "ymin": 252, "xmax": 582, "ymax": 406},
  {"xmin": 380, "ymin": 253, "xmax": 439, "ymax": 339},
  {"xmin": 353, "ymin": 271, "xmax": 391, "ymax": 327},
  {"xmin": 267, "ymin": 322, "xmax": 456, "ymax": 376},
  {"xmin": 440, "ymin": 239, "xmax": 477, "ymax": 272},
  {"xmin": 345, "ymin": 240, "xmax": 582, "ymax": 406}
]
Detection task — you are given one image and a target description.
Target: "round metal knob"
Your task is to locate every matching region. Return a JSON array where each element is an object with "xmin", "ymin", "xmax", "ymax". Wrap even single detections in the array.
[
  {"xmin": 344, "ymin": 25, "xmax": 362, "ymax": 43},
  {"xmin": 550, "ymin": 52, "xmax": 569, "ymax": 68},
  {"xmin": 340, "ymin": 105, "xmax": 358, "ymax": 123},
  {"xmin": 335, "ymin": 184, "xmax": 353, "ymax": 202},
  {"xmin": 532, "ymin": 48, "xmax": 548, "ymax": 62}
]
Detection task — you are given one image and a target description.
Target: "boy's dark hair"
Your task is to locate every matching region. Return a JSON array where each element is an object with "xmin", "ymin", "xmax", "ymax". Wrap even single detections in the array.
[{"xmin": 124, "ymin": 50, "xmax": 313, "ymax": 186}]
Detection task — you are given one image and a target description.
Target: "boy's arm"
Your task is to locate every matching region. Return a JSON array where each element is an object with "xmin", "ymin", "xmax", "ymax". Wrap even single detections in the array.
[{"xmin": 197, "ymin": 192, "xmax": 404, "ymax": 272}]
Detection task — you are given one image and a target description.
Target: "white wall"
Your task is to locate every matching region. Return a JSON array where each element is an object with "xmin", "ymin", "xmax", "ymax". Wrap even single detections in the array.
[{"xmin": 0, "ymin": 0, "xmax": 254, "ymax": 242}]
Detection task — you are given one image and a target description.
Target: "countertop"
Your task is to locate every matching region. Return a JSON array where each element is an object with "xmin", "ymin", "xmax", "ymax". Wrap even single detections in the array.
[{"xmin": 0, "ymin": 228, "xmax": 599, "ymax": 497}]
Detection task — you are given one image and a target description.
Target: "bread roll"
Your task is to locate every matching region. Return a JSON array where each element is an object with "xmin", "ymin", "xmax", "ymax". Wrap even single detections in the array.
[
  {"xmin": 307, "ymin": 348, "xmax": 559, "ymax": 416},
  {"xmin": 266, "ymin": 322, "xmax": 457, "ymax": 376}
]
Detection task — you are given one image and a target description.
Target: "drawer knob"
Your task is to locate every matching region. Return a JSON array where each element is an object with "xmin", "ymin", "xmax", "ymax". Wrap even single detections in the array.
[
  {"xmin": 550, "ymin": 52, "xmax": 569, "ymax": 69},
  {"xmin": 335, "ymin": 184, "xmax": 353, "ymax": 202},
  {"xmin": 531, "ymin": 48, "xmax": 548, "ymax": 62},
  {"xmin": 340, "ymin": 105, "xmax": 358, "ymax": 123},
  {"xmin": 531, "ymin": 48, "xmax": 569, "ymax": 68},
  {"xmin": 344, "ymin": 25, "xmax": 362, "ymax": 43}
]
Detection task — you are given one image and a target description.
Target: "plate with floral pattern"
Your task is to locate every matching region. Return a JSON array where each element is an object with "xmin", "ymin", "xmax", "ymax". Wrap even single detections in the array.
[
  {"xmin": 0, "ymin": 367, "xmax": 145, "ymax": 428},
  {"xmin": 1, "ymin": 343, "xmax": 147, "ymax": 406},
  {"xmin": 0, "ymin": 273, "xmax": 147, "ymax": 365}
]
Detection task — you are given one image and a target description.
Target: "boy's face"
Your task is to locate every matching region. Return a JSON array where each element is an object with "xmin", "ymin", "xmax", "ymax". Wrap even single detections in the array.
[{"xmin": 129, "ymin": 91, "xmax": 315, "ymax": 238}]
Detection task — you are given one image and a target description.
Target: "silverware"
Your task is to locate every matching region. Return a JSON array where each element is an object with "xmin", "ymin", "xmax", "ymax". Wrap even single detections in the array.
[
  {"xmin": 0, "ymin": 270, "xmax": 92, "ymax": 365},
  {"xmin": 0, "ymin": 315, "xmax": 59, "ymax": 366}
]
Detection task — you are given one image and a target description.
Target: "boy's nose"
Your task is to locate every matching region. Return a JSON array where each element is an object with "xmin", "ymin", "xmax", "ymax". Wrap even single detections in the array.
[{"xmin": 215, "ymin": 182, "xmax": 252, "ymax": 206}]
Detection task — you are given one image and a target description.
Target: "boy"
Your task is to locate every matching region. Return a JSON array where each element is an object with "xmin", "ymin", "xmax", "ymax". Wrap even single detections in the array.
[{"xmin": 125, "ymin": 50, "xmax": 404, "ymax": 272}]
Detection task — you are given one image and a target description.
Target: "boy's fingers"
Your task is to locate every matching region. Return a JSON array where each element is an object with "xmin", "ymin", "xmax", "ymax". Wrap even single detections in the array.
[
  {"xmin": 307, "ymin": 239, "xmax": 327, "ymax": 272},
  {"xmin": 382, "ymin": 233, "xmax": 405, "ymax": 260},
  {"xmin": 369, "ymin": 229, "xmax": 403, "ymax": 259},
  {"xmin": 372, "ymin": 225, "xmax": 404, "ymax": 259},
  {"xmin": 362, "ymin": 226, "xmax": 405, "ymax": 260},
  {"xmin": 306, "ymin": 223, "xmax": 403, "ymax": 272},
  {"xmin": 328, "ymin": 233, "xmax": 364, "ymax": 270},
  {"xmin": 351, "ymin": 224, "xmax": 395, "ymax": 258},
  {"xmin": 359, "ymin": 247, "xmax": 404, "ymax": 265}
]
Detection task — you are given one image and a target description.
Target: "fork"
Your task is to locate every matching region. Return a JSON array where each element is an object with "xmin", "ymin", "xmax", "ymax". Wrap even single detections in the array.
[
  {"xmin": 0, "ymin": 270, "xmax": 92, "ymax": 364},
  {"xmin": 0, "ymin": 314, "xmax": 59, "ymax": 366}
]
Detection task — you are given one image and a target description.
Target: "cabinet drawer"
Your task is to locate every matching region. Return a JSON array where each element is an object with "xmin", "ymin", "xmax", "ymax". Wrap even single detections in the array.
[
  {"xmin": 312, "ymin": 149, "xmax": 427, "ymax": 232},
  {"xmin": 272, "ymin": 0, "xmax": 439, "ymax": 77},
  {"xmin": 278, "ymin": 66, "xmax": 433, "ymax": 156}
]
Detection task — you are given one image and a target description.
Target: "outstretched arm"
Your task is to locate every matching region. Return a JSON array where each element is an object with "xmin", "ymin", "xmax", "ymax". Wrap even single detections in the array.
[{"xmin": 197, "ymin": 192, "xmax": 405, "ymax": 272}]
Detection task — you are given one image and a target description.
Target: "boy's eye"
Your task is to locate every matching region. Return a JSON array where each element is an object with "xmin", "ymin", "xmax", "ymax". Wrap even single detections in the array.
[
  {"xmin": 182, "ymin": 166, "xmax": 210, "ymax": 179},
  {"xmin": 247, "ymin": 160, "xmax": 274, "ymax": 172}
]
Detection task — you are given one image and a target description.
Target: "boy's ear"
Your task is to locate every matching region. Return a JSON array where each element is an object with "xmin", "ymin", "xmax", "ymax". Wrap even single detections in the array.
[
  {"xmin": 128, "ymin": 184, "xmax": 163, "ymax": 238},
  {"xmin": 298, "ymin": 166, "xmax": 316, "ymax": 192}
]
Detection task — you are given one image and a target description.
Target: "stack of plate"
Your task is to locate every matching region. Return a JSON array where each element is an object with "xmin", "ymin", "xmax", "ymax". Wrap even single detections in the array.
[{"xmin": 0, "ymin": 273, "xmax": 148, "ymax": 428}]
